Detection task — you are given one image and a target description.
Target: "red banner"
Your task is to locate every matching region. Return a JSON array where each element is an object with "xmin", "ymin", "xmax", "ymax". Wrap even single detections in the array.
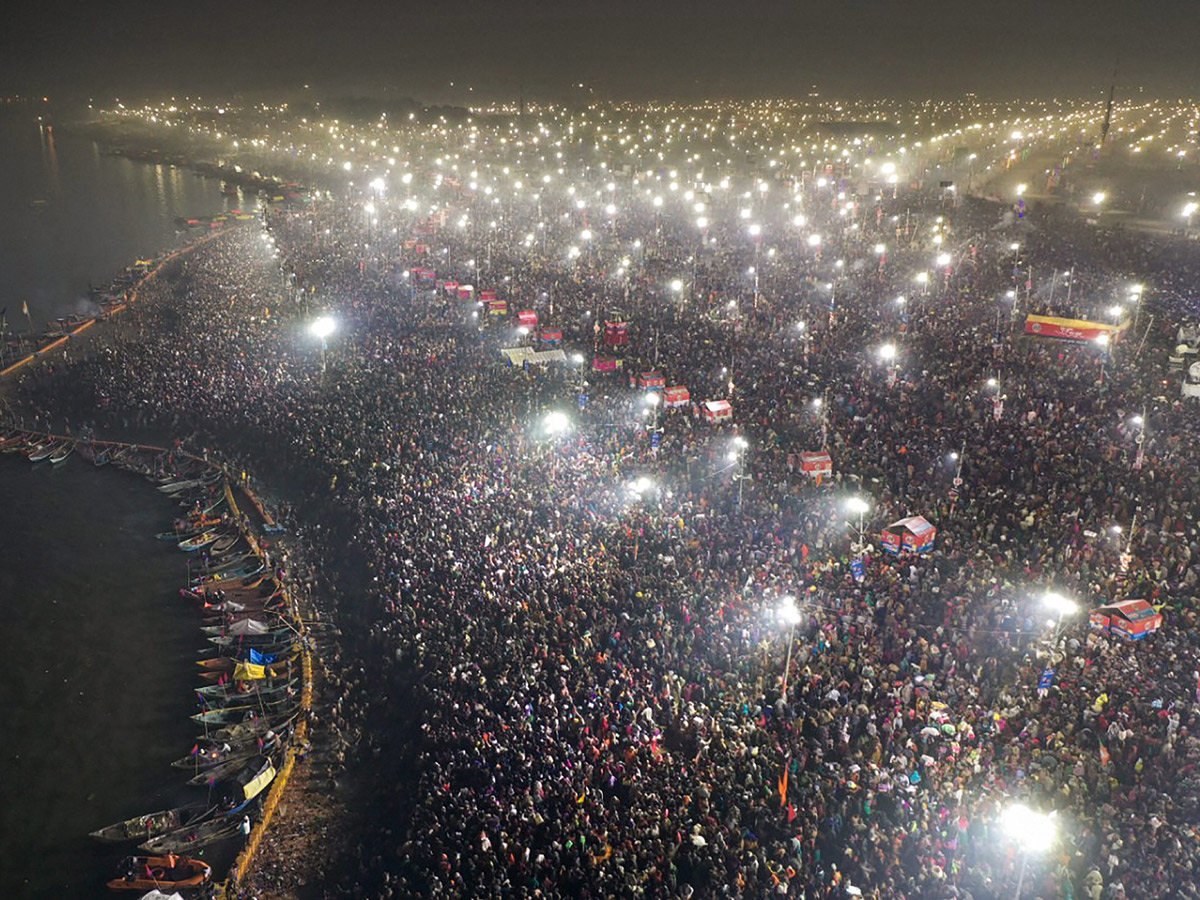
[{"xmin": 1024, "ymin": 314, "xmax": 1119, "ymax": 342}]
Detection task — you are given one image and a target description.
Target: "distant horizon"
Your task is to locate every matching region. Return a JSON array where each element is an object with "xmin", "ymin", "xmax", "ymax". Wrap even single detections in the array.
[{"xmin": 3, "ymin": 0, "xmax": 1197, "ymax": 106}]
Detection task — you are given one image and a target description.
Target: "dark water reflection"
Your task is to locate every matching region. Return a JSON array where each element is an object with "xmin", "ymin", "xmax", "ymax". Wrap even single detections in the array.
[
  {"xmin": 0, "ymin": 111, "xmax": 239, "ymax": 897},
  {"xmin": 0, "ymin": 111, "xmax": 236, "ymax": 332}
]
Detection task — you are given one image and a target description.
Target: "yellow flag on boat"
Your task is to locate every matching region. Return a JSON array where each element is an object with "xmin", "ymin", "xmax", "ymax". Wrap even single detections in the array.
[{"xmin": 233, "ymin": 662, "xmax": 267, "ymax": 681}]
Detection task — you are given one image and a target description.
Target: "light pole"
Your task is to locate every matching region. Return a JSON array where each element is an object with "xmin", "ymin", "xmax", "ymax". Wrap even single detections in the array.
[
  {"xmin": 777, "ymin": 595, "xmax": 801, "ymax": 702},
  {"xmin": 1043, "ymin": 591, "xmax": 1079, "ymax": 643},
  {"xmin": 1184, "ymin": 201, "xmax": 1198, "ymax": 235},
  {"xmin": 570, "ymin": 352, "xmax": 587, "ymax": 406},
  {"xmin": 814, "ymin": 391, "xmax": 829, "ymax": 449},
  {"xmin": 543, "ymin": 410, "xmax": 572, "ymax": 478},
  {"xmin": 644, "ymin": 391, "xmax": 661, "ymax": 452},
  {"xmin": 846, "ymin": 496, "xmax": 869, "ymax": 554},
  {"xmin": 730, "ymin": 436, "xmax": 749, "ymax": 509},
  {"xmin": 309, "ymin": 316, "xmax": 336, "ymax": 377},
  {"xmin": 1000, "ymin": 803, "xmax": 1056, "ymax": 900},
  {"xmin": 1129, "ymin": 283, "xmax": 1145, "ymax": 333},
  {"xmin": 936, "ymin": 252, "xmax": 952, "ymax": 293},
  {"xmin": 1131, "ymin": 407, "xmax": 1147, "ymax": 470},
  {"xmin": 749, "ymin": 224, "xmax": 762, "ymax": 307},
  {"xmin": 878, "ymin": 343, "xmax": 898, "ymax": 387},
  {"xmin": 796, "ymin": 320, "xmax": 810, "ymax": 366}
]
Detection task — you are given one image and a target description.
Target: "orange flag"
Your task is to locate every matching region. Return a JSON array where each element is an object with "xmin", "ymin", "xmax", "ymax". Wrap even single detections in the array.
[{"xmin": 778, "ymin": 769, "xmax": 789, "ymax": 807}]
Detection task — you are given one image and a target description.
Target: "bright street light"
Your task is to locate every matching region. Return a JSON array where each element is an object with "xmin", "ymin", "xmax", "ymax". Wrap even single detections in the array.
[
  {"xmin": 1043, "ymin": 591, "xmax": 1078, "ymax": 618},
  {"xmin": 845, "ymin": 496, "xmax": 869, "ymax": 515},
  {"xmin": 543, "ymin": 410, "xmax": 571, "ymax": 434},
  {"xmin": 777, "ymin": 595, "xmax": 801, "ymax": 701},
  {"xmin": 877, "ymin": 343, "xmax": 897, "ymax": 362},
  {"xmin": 846, "ymin": 496, "xmax": 869, "ymax": 553},
  {"xmin": 1001, "ymin": 804, "xmax": 1057, "ymax": 899},
  {"xmin": 310, "ymin": 316, "xmax": 336, "ymax": 376},
  {"xmin": 1093, "ymin": 191, "xmax": 1107, "ymax": 205},
  {"xmin": 629, "ymin": 475, "xmax": 654, "ymax": 495}
]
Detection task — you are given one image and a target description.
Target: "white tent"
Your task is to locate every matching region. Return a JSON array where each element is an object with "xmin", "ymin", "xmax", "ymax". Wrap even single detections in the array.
[{"xmin": 500, "ymin": 347, "xmax": 566, "ymax": 367}]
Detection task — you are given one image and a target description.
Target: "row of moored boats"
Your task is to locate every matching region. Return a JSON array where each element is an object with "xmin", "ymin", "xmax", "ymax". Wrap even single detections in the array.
[{"xmin": 0, "ymin": 430, "xmax": 302, "ymax": 894}]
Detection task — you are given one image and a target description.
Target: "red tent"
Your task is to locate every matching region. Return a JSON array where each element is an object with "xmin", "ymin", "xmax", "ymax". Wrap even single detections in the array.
[
  {"xmin": 880, "ymin": 516, "xmax": 937, "ymax": 555},
  {"xmin": 702, "ymin": 399, "xmax": 733, "ymax": 423},
  {"xmin": 593, "ymin": 356, "xmax": 622, "ymax": 372},
  {"xmin": 664, "ymin": 386, "xmax": 690, "ymax": 407},
  {"xmin": 1089, "ymin": 599, "xmax": 1162, "ymax": 640},
  {"xmin": 518, "ymin": 310, "xmax": 539, "ymax": 328},
  {"xmin": 604, "ymin": 321, "xmax": 629, "ymax": 347},
  {"xmin": 638, "ymin": 371, "xmax": 666, "ymax": 390},
  {"xmin": 800, "ymin": 451, "xmax": 832, "ymax": 476}
]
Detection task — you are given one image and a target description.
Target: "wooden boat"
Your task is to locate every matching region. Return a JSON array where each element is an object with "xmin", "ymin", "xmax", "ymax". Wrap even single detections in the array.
[
  {"xmin": 157, "ymin": 528, "xmax": 202, "ymax": 542},
  {"xmin": 26, "ymin": 439, "xmax": 58, "ymax": 462},
  {"xmin": 138, "ymin": 816, "xmax": 242, "ymax": 855},
  {"xmin": 200, "ymin": 590, "xmax": 287, "ymax": 616},
  {"xmin": 189, "ymin": 566, "xmax": 267, "ymax": 589},
  {"xmin": 206, "ymin": 630, "xmax": 294, "ymax": 650},
  {"xmin": 218, "ymin": 756, "xmax": 277, "ymax": 814},
  {"xmin": 170, "ymin": 731, "xmax": 281, "ymax": 770},
  {"xmin": 49, "ymin": 441, "xmax": 74, "ymax": 464},
  {"xmin": 193, "ymin": 565, "xmax": 267, "ymax": 587},
  {"xmin": 178, "ymin": 531, "xmax": 221, "ymax": 552},
  {"xmin": 89, "ymin": 803, "xmax": 211, "ymax": 843},
  {"xmin": 158, "ymin": 474, "xmax": 220, "ymax": 495},
  {"xmin": 213, "ymin": 712, "xmax": 297, "ymax": 744},
  {"xmin": 195, "ymin": 677, "xmax": 296, "ymax": 703},
  {"xmin": 184, "ymin": 578, "xmax": 279, "ymax": 603},
  {"xmin": 200, "ymin": 615, "xmax": 282, "ymax": 637},
  {"xmin": 192, "ymin": 698, "xmax": 296, "ymax": 726},
  {"xmin": 185, "ymin": 749, "xmax": 264, "ymax": 785},
  {"xmin": 194, "ymin": 551, "xmax": 259, "ymax": 573},
  {"xmin": 106, "ymin": 855, "xmax": 211, "ymax": 891},
  {"xmin": 208, "ymin": 534, "xmax": 243, "ymax": 556}
]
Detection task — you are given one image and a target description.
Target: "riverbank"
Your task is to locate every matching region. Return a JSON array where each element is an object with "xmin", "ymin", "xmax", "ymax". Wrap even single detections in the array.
[
  {"xmin": 0, "ymin": 221, "xmax": 242, "ymax": 387},
  {"xmin": 0, "ymin": 427, "xmax": 324, "ymax": 896}
]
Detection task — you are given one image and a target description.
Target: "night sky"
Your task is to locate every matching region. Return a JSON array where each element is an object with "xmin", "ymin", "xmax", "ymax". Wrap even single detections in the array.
[{"xmin": 3, "ymin": 0, "xmax": 1198, "ymax": 101}]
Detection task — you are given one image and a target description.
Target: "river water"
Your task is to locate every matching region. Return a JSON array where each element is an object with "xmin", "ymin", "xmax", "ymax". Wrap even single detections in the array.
[
  {"xmin": 0, "ymin": 109, "xmax": 236, "ymax": 332},
  {"xmin": 0, "ymin": 110, "xmax": 241, "ymax": 898}
]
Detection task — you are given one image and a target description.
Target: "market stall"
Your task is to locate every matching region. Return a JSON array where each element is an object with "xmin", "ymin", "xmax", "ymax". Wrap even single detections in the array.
[
  {"xmin": 638, "ymin": 371, "xmax": 665, "ymax": 390},
  {"xmin": 800, "ymin": 451, "xmax": 832, "ymax": 477},
  {"xmin": 880, "ymin": 515, "xmax": 937, "ymax": 555},
  {"xmin": 604, "ymin": 320, "xmax": 629, "ymax": 347},
  {"xmin": 702, "ymin": 399, "xmax": 733, "ymax": 423},
  {"xmin": 664, "ymin": 386, "xmax": 690, "ymax": 407},
  {"xmin": 1089, "ymin": 599, "xmax": 1163, "ymax": 640}
]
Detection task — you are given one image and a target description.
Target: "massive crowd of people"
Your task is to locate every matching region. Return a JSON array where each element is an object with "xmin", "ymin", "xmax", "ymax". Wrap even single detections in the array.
[{"xmin": 12, "ymin": 153, "xmax": 1200, "ymax": 900}]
